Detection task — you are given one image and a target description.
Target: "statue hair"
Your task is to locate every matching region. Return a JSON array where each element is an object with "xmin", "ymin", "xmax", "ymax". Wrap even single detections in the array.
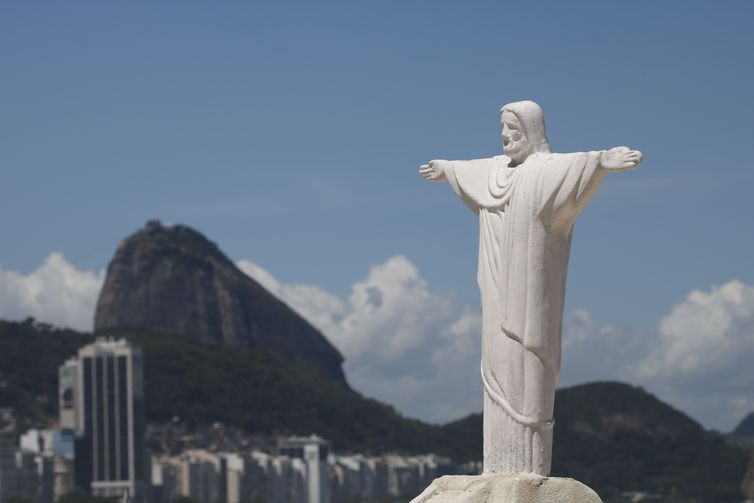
[{"xmin": 500, "ymin": 100, "xmax": 551, "ymax": 154}]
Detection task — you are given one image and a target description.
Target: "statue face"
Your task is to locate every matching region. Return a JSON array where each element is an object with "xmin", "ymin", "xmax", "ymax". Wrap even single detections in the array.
[{"xmin": 501, "ymin": 111, "xmax": 532, "ymax": 164}]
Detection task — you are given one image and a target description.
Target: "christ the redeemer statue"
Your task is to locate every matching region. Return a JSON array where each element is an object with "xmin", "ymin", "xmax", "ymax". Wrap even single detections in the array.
[{"xmin": 419, "ymin": 100, "xmax": 642, "ymax": 476}]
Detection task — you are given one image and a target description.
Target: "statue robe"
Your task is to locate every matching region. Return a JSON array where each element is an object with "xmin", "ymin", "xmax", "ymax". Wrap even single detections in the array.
[{"xmin": 442, "ymin": 151, "xmax": 606, "ymax": 475}]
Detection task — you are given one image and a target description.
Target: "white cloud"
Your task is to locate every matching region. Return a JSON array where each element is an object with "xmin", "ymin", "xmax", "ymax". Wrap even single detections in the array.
[
  {"xmin": 641, "ymin": 281, "xmax": 754, "ymax": 377},
  {"xmin": 238, "ymin": 255, "xmax": 482, "ymax": 423},
  {"xmin": 637, "ymin": 280, "xmax": 754, "ymax": 431},
  {"xmin": 564, "ymin": 280, "xmax": 754, "ymax": 432},
  {"xmin": 0, "ymin": 253, "xmax": 104, "ymax": 332}
]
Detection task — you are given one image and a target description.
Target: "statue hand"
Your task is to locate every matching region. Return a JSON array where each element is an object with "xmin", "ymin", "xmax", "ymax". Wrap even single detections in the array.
[
  {"xmin": 419, "ymin": 160, "xmax": 448, "ymax": 182},
  {"xmin": 600, "ymin": 147, "xmax": 643, "ymax": 172}
]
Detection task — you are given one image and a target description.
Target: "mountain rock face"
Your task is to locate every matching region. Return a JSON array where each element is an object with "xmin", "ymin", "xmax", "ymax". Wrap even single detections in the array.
[{"xmin": 94, "ymin": 220, "xmax": 344, "ymax": 380}]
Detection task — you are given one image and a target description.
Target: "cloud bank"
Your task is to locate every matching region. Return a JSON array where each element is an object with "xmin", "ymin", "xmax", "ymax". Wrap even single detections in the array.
[
  {"xmin": 1, "ymin": 253, "xmax": 752, "ymax": 430},
  {"xmin": 640, "ymin": 281, "xmax": 754, "ymax": 431},
  {"xmin": 561, "ymin": 281, "xmax": 754, "ymax": 431},
  {"xmin": 0, "ymin": 253, "xmax": 104, "ymax": 332}
]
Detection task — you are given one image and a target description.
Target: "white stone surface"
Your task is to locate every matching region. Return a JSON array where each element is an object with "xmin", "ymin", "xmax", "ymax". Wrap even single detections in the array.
[
  {"xmin": 419, "ymin": 100, "xmax": 642, "ymax": 475},
  {"xmin": 409, "ymin": 473, "xmax": 603, "ymax": 503}
]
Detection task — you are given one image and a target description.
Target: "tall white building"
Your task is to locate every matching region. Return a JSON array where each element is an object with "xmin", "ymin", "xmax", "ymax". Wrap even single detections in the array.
[
  {"xmin": 278, "ymin": 435, "xmax": 330, "ymax": 503},
  {"xmin": 62, "ymin": 338, "xmax": 145, "ymax": 502}
]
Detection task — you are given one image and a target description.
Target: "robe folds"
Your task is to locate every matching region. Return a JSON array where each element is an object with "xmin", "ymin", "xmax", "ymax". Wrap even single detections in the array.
[{"xmin": 442, "ymin": 151, "xmax": 606, "ymax": 475}]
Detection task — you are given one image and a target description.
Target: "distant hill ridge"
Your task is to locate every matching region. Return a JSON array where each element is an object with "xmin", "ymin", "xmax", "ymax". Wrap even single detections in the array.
[
  {"xmin": 733, "ymin": 412, "xmax": 754, "ymax": 437},
  {"xmin": 729, "ymin": 412, "xmax": 754, "ymax": 448},
  {"xmin": 94, "ymin": 220, "xmax": 345, "ymax": 380}
]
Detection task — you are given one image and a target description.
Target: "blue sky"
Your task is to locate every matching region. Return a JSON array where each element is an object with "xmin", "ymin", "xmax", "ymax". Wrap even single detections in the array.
[{"xmin": 1, "ymin": 2, "xmax": 753, "ymax": 430}]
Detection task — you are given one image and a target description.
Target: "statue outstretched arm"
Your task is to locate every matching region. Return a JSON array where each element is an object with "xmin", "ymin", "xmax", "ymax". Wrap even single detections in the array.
[
  {"xmin": 541, "ymin": 147, "xmax": 643, "ymax": 228},
  {"xmin": 420, "ymin": 158, "xmax": 497, "ymax": 212},
  {"xmin": 599, "ymin": 146, "xmax": 643, "ymax": 172},
  {"xmin": 419, "ymin": 160, "xmax": 450, "ymax": 183}
]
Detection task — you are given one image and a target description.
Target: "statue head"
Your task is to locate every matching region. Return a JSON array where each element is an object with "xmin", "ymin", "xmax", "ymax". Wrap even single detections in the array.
[{"xmin": 500, "ymin": 100, "xmax": 551, "ymax": 165}]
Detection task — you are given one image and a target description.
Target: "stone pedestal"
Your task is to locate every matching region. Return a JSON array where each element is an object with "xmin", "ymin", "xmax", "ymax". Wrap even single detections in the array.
[{"xmin": 410, "ymin": 473, "xmax": 603, "ymax": 503}]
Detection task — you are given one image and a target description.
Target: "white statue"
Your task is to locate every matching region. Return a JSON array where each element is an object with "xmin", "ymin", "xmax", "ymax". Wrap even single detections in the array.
[{"xmin": 420, "ymin": 100, "xmax": 642, "ymax": 476}]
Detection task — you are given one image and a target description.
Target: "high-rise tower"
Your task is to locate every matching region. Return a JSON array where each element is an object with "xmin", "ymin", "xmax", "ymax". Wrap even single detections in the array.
[{"xmin": 62, "ymin": 338, "xmax": 145, "ymax": 502}]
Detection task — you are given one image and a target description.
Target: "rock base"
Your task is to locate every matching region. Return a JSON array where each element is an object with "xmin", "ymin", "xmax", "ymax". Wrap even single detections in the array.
[{"xmin": 410, "ymin": 473, "xmax": 603, "ymax": 503}]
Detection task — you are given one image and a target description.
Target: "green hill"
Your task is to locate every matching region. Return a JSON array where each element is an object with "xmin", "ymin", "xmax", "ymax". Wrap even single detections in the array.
[
  {"xmin": 0, "ymin": 319, "xmax": 749, "ymax": 502},
  {"xmin": 552, "ymin": 382, "xmax": 749, "ymax": 502},
  {"xmin": 114, "ymin": 325, "xmax": 441, "ymax": 455},
  {"xmin": 0, "ymin": 319, "xmax": 93, "ymax": 429},
  {"xmin": 0, "ymin": 319, "xmax": 441, "ymax": 456}
]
